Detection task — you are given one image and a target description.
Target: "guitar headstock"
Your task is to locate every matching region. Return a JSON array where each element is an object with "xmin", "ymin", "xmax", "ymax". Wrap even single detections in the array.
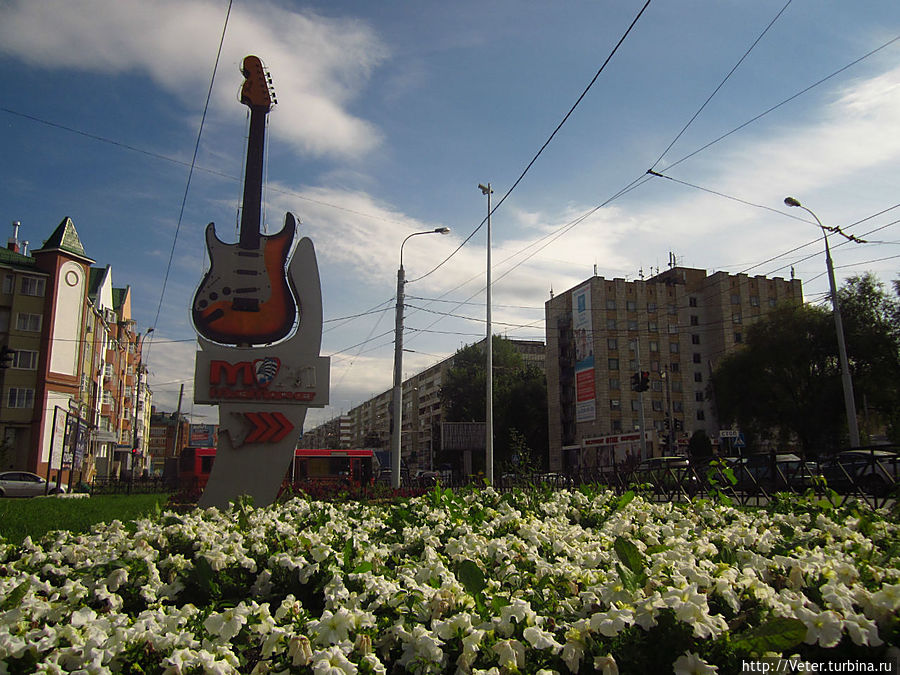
[{"xmin": 240, "ymin": 55, "xmax": 276, "ymax": 111}]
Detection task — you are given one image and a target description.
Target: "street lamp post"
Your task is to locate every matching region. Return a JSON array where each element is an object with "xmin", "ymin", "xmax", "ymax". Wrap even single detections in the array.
[
  {"xmin": 784, "ymin": 197, "xmax": 860, "ymax": 448},
  {"xmin": 131, "ymin": 327, "xmax": 153, "ymax": 484},
  {"xmin": 391, "ymin": 227, "xmax": 450, "ymax": 489},
  {"xmin": 478, "ymin": 183, "xmax": 494, "ymax": 485}
]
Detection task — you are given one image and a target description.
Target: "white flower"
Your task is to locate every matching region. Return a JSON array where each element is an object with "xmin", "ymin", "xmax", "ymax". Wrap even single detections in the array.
[
  {"xmin": 589, "ymin": 606, "xmax": 634, "ymax": 637},
  {"xmin": 523, "ymin": 625, "xmax": 563, "ymax": 652},
  {"xmin": 311, "ymin": 645, "xmax": 358, "ymax": 675},
  {"xmin": 310, "ymin": 608, "xmax": 355, "ymax": 645},
  {"xmin": 492, "ymin": 638, "xmax": 525, "ymax": 670},
  {"xmin": 798, "ymin": 608, "xmax": 844, "ymax": 648},
  {"xmin": 594, "ymin": 653, "xmax": 619, "ymax": 675},
  {"xmin": 203, "ymin": 607, "xmax": 248, "ymax": 642},
  {"xmin": 672, "ymin": 651, "xmax": 717, "ymax": 675}
]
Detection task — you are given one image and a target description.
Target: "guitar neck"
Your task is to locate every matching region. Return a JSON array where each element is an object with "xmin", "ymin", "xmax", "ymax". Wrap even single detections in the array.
[{"xmin": 239, "ymin": 106, "xmax": 267, "ymax": 250}]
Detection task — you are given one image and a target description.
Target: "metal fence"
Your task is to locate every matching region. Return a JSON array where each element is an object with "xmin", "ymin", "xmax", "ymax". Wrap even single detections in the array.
[
  {"xmin": 414, "ymin": 446, "xmax": 899, "ymax": 510},
  {"xmin": 89, "ymin": 476, "xmax": 178, "ymax": 495}
]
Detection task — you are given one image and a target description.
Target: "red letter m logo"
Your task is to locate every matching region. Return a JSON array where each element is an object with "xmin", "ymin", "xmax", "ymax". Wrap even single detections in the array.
[{"xmin": 209, "ymin": 360, "xmax": 255, "ymax": 386}]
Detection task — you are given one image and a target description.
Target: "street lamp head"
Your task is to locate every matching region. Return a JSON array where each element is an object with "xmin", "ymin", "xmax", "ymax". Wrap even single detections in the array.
[
  {"xmin": 784, "ymin": 196, "xmax": 802, "ymax": 208},
  {"xmin": 434, "ymin": 227, "xmax": 450, "ymax": 235},
  {"xmin": 478, "ymin": 183, "xmax": 492, "ymax": 195}
]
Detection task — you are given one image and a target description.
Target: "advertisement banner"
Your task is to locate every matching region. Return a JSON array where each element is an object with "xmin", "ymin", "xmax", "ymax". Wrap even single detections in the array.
[{"xmin": 572, "ymin": 283, "xmax": 595, "ymax": 422}]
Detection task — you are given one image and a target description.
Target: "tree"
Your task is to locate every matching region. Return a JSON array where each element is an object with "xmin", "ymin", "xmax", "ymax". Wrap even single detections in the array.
[
  {"xmin": 440, "ymin": 336, "xmax": 548, "ymax": 471},
  {"xmin": 711, "ymin": 274, "xmax": 900, "ymax": 454}
]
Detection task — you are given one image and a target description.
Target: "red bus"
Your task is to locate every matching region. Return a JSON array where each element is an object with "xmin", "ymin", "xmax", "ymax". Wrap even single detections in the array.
[{"xmin": 178, "ymin": 447, "xmax": 377, "ymax": 492}]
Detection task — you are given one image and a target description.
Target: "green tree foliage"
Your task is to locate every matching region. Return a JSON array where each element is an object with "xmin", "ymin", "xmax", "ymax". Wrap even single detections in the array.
[
  {"xmin": 712, "ymin": 274, "xmax": 900, "ymax": 453},
  {"xmin": 440, "ymin": 336, "xmax": 548, "ymax": 470}
]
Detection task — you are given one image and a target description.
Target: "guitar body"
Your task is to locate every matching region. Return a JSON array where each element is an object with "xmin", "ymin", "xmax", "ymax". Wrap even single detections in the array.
[
  {"xmin": 191, "ymin": 55, "xmax": 300, "ymax": 346},
  {"xmin": 193, "ymin": 212, "xmax": 298, "ymax": 344}
]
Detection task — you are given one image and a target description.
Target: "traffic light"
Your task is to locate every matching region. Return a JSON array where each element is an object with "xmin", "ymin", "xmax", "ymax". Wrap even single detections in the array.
[
  {"xmin": 664, "ymin": 416, "xmax": 670, "ymax": 430},
  {"xmin": 673, "ymin": 419, "xmax": 684, "ymax": 432},
  {"xmin": 630, "ymin": 372, "xmax": 641, "ymax": 391},
  {"xmin": 639, "ymin": 371, "xmax": 650, "ymax": 392},
  {"xmin": 0, "ymin": 346, "xmax": 15, "ymax": 369}
]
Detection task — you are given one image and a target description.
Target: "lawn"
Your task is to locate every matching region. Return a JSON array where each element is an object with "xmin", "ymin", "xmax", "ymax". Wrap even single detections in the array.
[{"xmin": 0, "ymin": 493, "xmax": 170, "ymax": 545}]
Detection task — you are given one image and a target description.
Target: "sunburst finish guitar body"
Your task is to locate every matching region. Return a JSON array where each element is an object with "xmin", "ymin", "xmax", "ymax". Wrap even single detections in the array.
[{"xmin": 192, "ymin": 55, "xmax": 298, "ymax": 345}]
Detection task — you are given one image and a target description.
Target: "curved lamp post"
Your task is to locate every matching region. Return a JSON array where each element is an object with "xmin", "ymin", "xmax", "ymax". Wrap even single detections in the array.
[
  {"xmin": 391, "ymin": 227, "xmax": 450, "ymax": 489},
  {"xmin": 784, "ymin": 197, "xmax": 860, "ymax": 448},
  {"xmin": 478, "ymin": 183, "xmax": 494, "ymax": 485}
]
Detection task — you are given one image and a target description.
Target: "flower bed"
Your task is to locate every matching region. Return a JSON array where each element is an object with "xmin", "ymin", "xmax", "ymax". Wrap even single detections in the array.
[{"xmin": 0, "ymin": 487, "xmax": 897, "ymax": 673}]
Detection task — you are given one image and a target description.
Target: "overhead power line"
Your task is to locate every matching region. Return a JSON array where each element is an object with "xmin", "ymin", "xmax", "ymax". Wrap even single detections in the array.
[{"xmin": 408, "ymin": 0, "xmax": 654, "ymax": 285}]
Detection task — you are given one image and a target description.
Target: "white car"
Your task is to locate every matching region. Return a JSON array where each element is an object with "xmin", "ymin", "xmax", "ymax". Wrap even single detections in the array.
[{"xmin": 0, "ymin": 471, "xmax": 67, "ymax": 497}]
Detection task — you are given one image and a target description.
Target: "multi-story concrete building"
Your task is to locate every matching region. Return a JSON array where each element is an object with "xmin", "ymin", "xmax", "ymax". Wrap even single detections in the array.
[
  {"xmin": 303, "ymin": 338, "xmax": 546, "ymax": 475},
  {"xmin": 0, "ymin": 218, "xmax": 152, "ymax": 483},
  {"xmin": 545, "ymin": 266, "xmax": 803, "ymax": 471}
]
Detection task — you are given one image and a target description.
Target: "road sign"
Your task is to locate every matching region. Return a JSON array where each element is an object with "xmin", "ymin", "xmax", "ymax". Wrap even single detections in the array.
[
  {"xmin": 734, "ymin": 433, "xmax": 746, "ymax": 449},
  {"xmin": 719, "ymin": 429, "xmax": 739, "ymax": 439}
]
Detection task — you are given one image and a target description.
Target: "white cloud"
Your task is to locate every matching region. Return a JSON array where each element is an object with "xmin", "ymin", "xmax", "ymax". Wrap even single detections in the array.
[{"xmin": 0, "ymin": 0, "xmax": 386, "ymax": 158}]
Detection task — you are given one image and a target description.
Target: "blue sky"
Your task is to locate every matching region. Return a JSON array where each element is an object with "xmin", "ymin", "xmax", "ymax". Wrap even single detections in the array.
[{"xmin": 1, "ymin": 0, "xmax": 899, "ymax": 429}]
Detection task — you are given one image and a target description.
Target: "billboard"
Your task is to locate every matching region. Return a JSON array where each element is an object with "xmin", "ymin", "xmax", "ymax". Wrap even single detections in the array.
[{"xmin": 572, "ymin": 283, "xmax": 596, "ymax": 422}]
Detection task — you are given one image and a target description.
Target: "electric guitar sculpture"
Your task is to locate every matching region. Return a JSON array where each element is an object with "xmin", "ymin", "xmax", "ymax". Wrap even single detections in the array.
[{"xmin": 192, "ymin": 55, "xmax": 299, "ymax": 345}]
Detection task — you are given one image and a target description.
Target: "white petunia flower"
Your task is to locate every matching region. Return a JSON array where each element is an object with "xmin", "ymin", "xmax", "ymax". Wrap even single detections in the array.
[
  {"xmin": 492, "ymin": 638, "xmax": 525, "ymax": 670},
  {"xmin": 523, "ymin": 625, "xmax": 563, "ymax": 652},
  {"xmin": 594, "ymin": 653, "xmax": 619, "ymax": 675},
  {"xmin": 311, "ymin": 645, "xmax": 358, "ymax": 675},
  {"xmin": 672, "ymin": 651, "xmax": 718, "ymax": 674}
]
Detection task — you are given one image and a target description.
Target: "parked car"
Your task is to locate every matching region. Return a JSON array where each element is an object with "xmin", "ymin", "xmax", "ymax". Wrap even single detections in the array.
[
  {"xmin": 0, "ymin": 471, "xmax": 67, "ymax": 497},
  {"xmin": 821, "ymin": 449, "xmax": 899, "ymax": 496},
  {"xmin": 730, "ymin": 453, "xmax": 820, "ymax": 493}
]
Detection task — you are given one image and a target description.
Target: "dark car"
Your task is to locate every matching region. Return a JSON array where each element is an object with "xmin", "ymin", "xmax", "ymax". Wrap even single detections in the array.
[
  {"xmin": 821, "ymin": 449, "xmax": 899, "ymax": 496},
  {"xmin": 730, "ymin": 453, "xmax": 820, "ymax": 493},
  {"xmin": 0, "ymin": 471, "xmax": 67, "ymax": 497}
]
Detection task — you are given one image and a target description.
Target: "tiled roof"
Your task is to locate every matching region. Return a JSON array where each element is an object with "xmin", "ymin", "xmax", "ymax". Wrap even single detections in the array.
[
  {"xmin": 0, "ymin": 246, "xmax": 36, "ymax": 269},
  {"xmin": 34, "ymin": 217, "xmax": 94, "ymax": 261}
]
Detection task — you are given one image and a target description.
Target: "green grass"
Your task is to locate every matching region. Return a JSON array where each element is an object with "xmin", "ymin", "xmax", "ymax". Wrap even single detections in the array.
[{"xmin": 0, "ymin": 493, "xmax": 170, "ymax": 546}]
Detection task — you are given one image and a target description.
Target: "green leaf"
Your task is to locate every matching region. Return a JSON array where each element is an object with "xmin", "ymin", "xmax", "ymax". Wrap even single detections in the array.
[
  {"xmin": 351, "ymin": 561, "xmax": 373, "ymax": 574},
  {"xmin": 732, "ymin": 617, "xmax": 808, "ymax": 655},
  {"xmin": 614, "ymin": 536, "xmax": 645, "ymax": 575},
  {"xmin": 616, "ymin": 491, "xmax": 635, "ymax": 511},
  {"xmin": 1, "ymin": 581, "xmax": 29, "ymax": 611},
  {"xmin": 458, "ymin": 559, "xmax": 486, "ymax": 596},
  {"xmin": 343, "ymin": 540, "xmax": 354, "ymax": 570},
  {"xmin": 194, "ymin": 556, "xmax": 220, "ymax": 598}
]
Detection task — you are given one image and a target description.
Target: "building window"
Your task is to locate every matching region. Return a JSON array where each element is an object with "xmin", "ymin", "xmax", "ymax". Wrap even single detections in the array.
[
  {"xmin": 694, "ymin": 372, "xmax": 703, "ymax": 383},
  {"xmin": 693, "ymin": 353, "xmax": 701, "ymax": 364},
  {"xmin": 15, "ymin": 313, "xmax": 41, "ymax": 332},
  {"xmin": 673, "ymin": 401, "xmax": 683, "ymax": 413},
  {"xmin": 768, "ymin": 297, "xmax": 777, "ymax": 307},
  {"xmin": 691, "ymin": 334, "xmax": 700, "ymax": 345},
  {"xmin": 12, "ymin": 350, "xmax": 38, "ymax": 370},
  {"xmin": 670, "ymin": 362, "xmax": 680, "ymax": 373},
  {"xmin": 7, "ymin": 387, "xmax": 34, "ymax": 409},
  {"xmin": 750, "ymin": 295, "xmax": 760, "ymax": 307},
  {"xmin": 668, "ymin": 304, "xmax": 677, "ymax": 315},
  {"xmin": 606, "ymin": 318, "xmax": 617, "ymax": 330},
  {"xmin": 671, "ymin": 380, "xmax": 683, "ymax": 393},
  {"xmin": 608, "ymin": 358, "xmax": 619, "ymax": 370},
  {"xmin": 611, "ymin": 419, "xmax": 622, "ymax": 432},
  {"xmin": 631, "ymin": 400, "xmax": 640, "ymax": 411},
  {"xmin": 689, "ymin": 296, "xmax": 698, "ymax": 307},
  {"xmin": 690, "ymin": 315, "xmax": 699, "ymax": 326},
  {"xmin": 102, "ymin": 390, "xmax": 112, "ymax": 406},
  {"xmin": 650, "ymin": 360, "xmax": 660, "ymax": 372},
  {"xmin": 697, "ymin": 410, "xmax": 706, "ymax": 421},
  {"xmin": 627, "ymin": 319, "xmax": 638, "ymax": 331},
  {"xmin": 0, "ymin": 309, "xmax": 8, "ymax": 333},
  {"xmin": 669, "ymin": 342, "xmax": 679, "ymax": 354},
  {"xmin": 626, "ymin": 300, "xmax": 637, "ymax": 311},
  {"xmin": 733, "ymin": 313, "xmax": 742, "ymax": 324},
  {"xmin": 731, "ymin": 294, "xmax": 740, "ymax": 304},
  {"xmin": 695, "ymin": 391, "xmax": 705, "ymax": 402},
  {"xmin": 609, "ymin": 378, "xmax": 620, "ymax": 391},
  {"xmin": 2, "ymin": 275, "xmax": 13, "ymax": 295},
  {"xmin": 647, "ymin": 302, "xmax": 657, "ymax": 312},
  {"xmin": 610, "ymin": 399, "xmax": 620, "ymax": 410},
  {"xmin": 629, "ymin": 359, "xmax": 638, "ymax": 371},
  {"xmin": 651, "ymin": 380, "xmax": 662, "ymax": 392},
  {"xmin": 735, "ymin": 332, "xmax": 743, "ymax": 343},
  {"xmin": 607, "ymin": 338, "xmax": 618, "ymax": 350},
  {"xmin": 648, "ymin": 320, "xmax": 658, "ymax": 332},
  {"xmin": 652, "ymin": 400, "xmax": 663, "ymax": 412},
  {"xmin": 20, "ymin": 277, "xmax": 46, "ymax": 297},
  {"xmin": 606, "ymin": 299, "xmax": 616, "ymax": 310},
  {"xmin": 649, "ymin": 340, "xmax": 659, "ymax": 352}
]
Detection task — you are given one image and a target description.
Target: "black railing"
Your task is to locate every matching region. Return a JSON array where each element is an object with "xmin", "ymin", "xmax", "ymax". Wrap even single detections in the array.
[{"xmin": 90, "ymin": 476, "xmax": 177, "ymax": 495}]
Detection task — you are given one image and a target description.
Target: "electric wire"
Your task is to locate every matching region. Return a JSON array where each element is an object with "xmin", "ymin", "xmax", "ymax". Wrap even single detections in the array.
[
  {"xmin": 149, "ymin": 0, "xmax": 233, "ymax": 362},
  {"xmin": 407, "ymin": 0, "xmax": 653, "ymax": 285}
]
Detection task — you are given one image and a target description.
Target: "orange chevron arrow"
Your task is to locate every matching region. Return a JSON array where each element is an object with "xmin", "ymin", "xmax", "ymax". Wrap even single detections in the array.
[{"xmin": 244, "ymin": 411, "xmax": 294, "ymax": 444}]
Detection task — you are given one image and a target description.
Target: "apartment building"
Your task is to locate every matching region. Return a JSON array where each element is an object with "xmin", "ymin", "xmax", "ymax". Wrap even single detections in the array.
[
  {"xmin": 0, "ymin": 218, "xmax": 152, "ymax": 483},
  {"xmin": 545, "ymin": 266, "xmax": 803, "ymax": 471},
  {"xmin": 303, "ymin": 338, "xmax": 545, "ymax": 475}
]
